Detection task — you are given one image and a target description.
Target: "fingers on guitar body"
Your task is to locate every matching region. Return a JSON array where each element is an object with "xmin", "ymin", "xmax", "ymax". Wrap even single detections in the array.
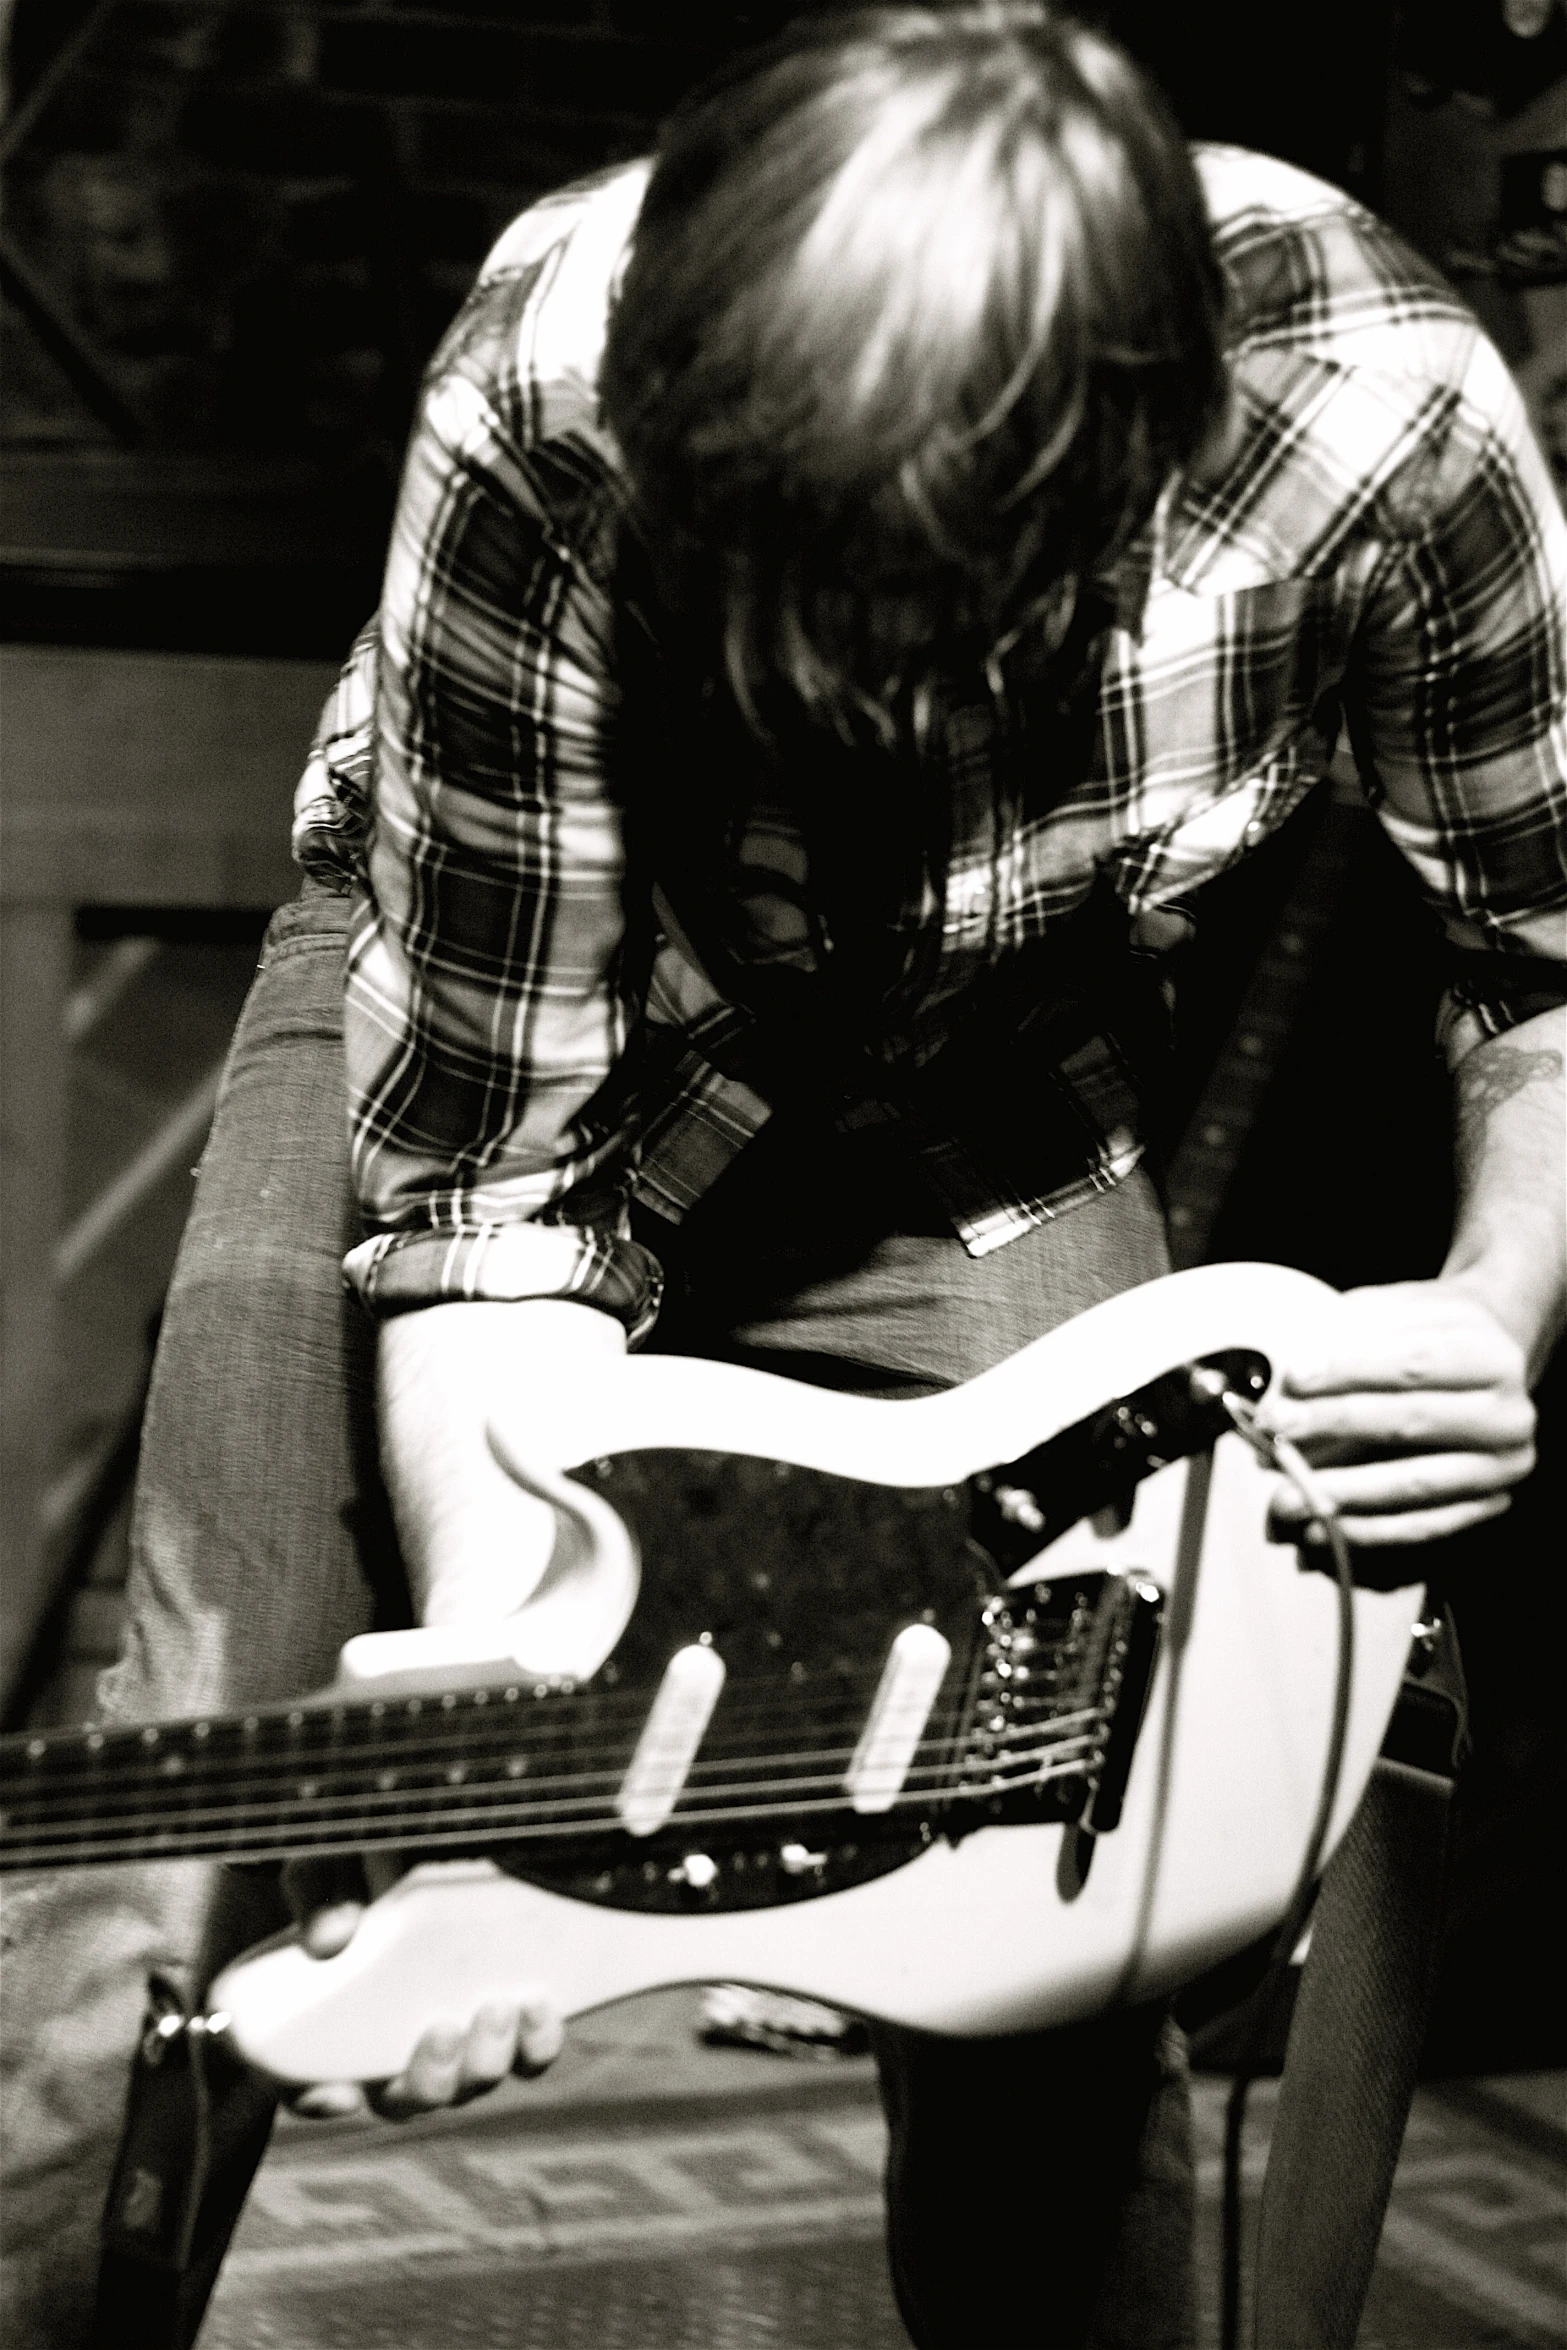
[{"xmin": 368, "ymin": 1994, "xmax": 565, "ymax": 2119}]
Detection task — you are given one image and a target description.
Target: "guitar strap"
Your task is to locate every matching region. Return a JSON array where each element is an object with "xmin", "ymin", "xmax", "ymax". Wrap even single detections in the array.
[
  {"xmin": 95, "ymin": 1965, "xmax": 275, "ymax": 2349},
  {"xmin": 1249, "ymin": 1606, "xmax": 1470, "ymax": 2350}
]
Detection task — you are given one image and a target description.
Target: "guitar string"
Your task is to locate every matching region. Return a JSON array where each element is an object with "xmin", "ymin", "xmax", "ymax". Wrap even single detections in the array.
[
  {"xmin": 0, "ymin": 1731, "xmax": 1106, "ymax": 1858},
  {"xmin": 0, "ymin": 1704, "xmax": 1106, "ymax": 1836},
  {"xmin": 0, "ymin": 1749, "xmax": 1106, "ymax": 1867},
  {"xmin": 0, "ymin": 1652, "xmax": 1106, "ymax": 1802},
  {"xmin": 0, "ymin": 1667, "xmax": 1104, "ymax": 1792},
  {"xmin": 0, "ymin": 1593, "xmax": 1104, "ymax": 1780},
  {"xmin": 0, "ymin": 1671, "xmax": 1077, "ymax": 1780},
  {"xmin": 0, "ymin": 1752, "xmax": 1107, "ymax": 1868},
  {"xmin": 0, "ymin": 1728, "xmax": 1106, "ymax": 1860}
]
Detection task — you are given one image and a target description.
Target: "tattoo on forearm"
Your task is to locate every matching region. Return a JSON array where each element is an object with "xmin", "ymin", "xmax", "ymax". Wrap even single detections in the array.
[{"xmin": 1453, "ymin": 1045, "xmax": 1564, "ymax": 1165}]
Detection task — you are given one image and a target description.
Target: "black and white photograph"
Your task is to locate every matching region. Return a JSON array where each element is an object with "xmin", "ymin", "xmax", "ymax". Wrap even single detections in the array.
[{"xmin": 1, "ymin": 5, "xmax": 1564, "ymax": 2345}]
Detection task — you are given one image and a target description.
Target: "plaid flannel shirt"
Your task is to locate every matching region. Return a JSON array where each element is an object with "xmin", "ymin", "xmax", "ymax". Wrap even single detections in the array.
[{"xmin": 292, "ymin": 146, "xmax": 1567, "ymax": 1342}]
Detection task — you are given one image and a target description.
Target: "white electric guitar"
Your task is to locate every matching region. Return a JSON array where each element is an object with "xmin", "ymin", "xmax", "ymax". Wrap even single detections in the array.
[{"xmin": 0, "ymin": 1263, "xmax": 1424, "ymax": 2086}]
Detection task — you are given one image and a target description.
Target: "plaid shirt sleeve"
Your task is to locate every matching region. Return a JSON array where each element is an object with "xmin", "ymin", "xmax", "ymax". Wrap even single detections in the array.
[
  {"xmin": 290, "ymin": 619, "xmax": 378, "ymax": 890},
  {"xmin": 1348, "ymin": 324, "xmax": 1567, "ymax": 1064},
  {"xmin": 340, "ymin": 247, "xmax": 664, "ymax": 1340}
]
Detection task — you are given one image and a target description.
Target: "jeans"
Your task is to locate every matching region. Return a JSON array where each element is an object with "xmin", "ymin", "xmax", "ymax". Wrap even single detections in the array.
[{"xmin": 0, "ymin": 880, "xmax": 1191, "ymax": 2350}]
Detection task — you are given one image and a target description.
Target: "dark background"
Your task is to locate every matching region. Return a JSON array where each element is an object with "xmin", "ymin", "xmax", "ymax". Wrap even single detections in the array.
[{"xmin": 2, "ymin": 0, "xmax": 1564, "ymax": 2073}]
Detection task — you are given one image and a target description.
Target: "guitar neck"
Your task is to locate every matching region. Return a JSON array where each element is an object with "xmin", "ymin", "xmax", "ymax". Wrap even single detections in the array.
[{"xmin": 0, "ymin": 1681, "xmax": 826, "ymax": 1870}]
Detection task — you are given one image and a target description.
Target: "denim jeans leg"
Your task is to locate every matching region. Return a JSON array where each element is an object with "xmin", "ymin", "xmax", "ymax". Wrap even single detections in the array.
[
  {"xmin": 874, "ymin": 2005, "xmax": 1194, "ymax": 2350},
  {"xmin": 0, "ymin": 886, "xmax": 404, "ymax": 2350}
]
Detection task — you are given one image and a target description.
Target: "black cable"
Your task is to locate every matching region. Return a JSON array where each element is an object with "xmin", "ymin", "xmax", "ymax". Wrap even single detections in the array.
[{"xmin": 1217, "ymin": 1402, "xmax": 1358, "ymax": 2350}]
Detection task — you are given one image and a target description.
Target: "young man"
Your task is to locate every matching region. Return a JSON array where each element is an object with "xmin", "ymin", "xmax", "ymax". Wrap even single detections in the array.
[{"xmin": 3, "ymin": 10, "xmax": 1563, "ymax": 2347}]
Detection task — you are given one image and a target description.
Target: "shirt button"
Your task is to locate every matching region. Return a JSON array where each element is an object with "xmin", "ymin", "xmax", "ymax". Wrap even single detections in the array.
[{"xmin": 1243, "ymin": 817, "xmax": 1266, "ymax": 848}]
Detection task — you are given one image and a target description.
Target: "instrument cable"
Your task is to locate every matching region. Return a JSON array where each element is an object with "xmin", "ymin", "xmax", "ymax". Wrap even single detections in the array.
[{"xmin": 1216, "ymin": 1396, "xmax": 1358, "ymax": 2350}]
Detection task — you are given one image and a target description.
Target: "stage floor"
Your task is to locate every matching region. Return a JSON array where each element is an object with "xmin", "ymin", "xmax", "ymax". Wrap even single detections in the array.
[{"xmin": 202, "ymin": 1989, "xmax": 1566, "ymax": 2350}]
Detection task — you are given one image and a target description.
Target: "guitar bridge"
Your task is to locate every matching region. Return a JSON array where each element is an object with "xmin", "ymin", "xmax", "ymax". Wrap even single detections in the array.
[{"xmin": 950, "ymin": 1569, "xmax": 1164, "ymax": 1835}]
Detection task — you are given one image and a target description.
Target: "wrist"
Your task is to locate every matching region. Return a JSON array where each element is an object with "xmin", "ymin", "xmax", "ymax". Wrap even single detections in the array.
[{"xmin": 1436, "ymin": 1252, "xmax": 1563, "ymax": 1387}]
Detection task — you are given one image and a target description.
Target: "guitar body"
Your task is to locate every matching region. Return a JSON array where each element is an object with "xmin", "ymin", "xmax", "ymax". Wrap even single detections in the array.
[{"xmin": 199, "ymin": 1262, "xmax": 1424, "ymax": 2086}]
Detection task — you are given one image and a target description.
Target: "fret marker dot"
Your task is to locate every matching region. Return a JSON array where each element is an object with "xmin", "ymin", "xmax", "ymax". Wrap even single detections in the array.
[
  {"xmin": 299, "ymin": 1780, "xmax": 319, "ymax": 1800},
  {"xmin": 377, "ymin": 1771, "xmax": 397, "ymax": 1791},
  {"xmin": 87, "ymin": 1731, "xmax": 104, "ymax": 1751},
  {"xmin": 446, "ymin": 1765, "xmax": 466, "ymax": 1784},
  {"xmin": 441, "ymin": 1693, "xmax": 457, "ymax": 1710},
  {"xmin": 193, "ymin": 1721, "xmax": 210, "ymax": 1741},
  {"xmin": 141, "ymin": 1728, "xmax": 159, "ymax": 1747},
  {"xmin": 506, "ymin": 1759, "xmax": 527, "ymax": 1778},
  {"xmin": 287, "ymin": 1710, "xmax": 304, "ymax": 1730},
  {"xmin": 26, "ymin": 1739, "xmax": 45, "ymax": 1760},
  {"xmin": 161, "ymin": 1755, "xmax": 185, "ymax": 1778}
]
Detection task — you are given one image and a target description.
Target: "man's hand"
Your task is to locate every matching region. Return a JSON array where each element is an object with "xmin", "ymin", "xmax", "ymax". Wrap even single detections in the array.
[
  {"xmin": 279, "ymin": 1856, "xmax": 565, "ymax": 2122},
  {"xmin": 1264, "ymin": 1011, "xmax": 1563, "ymax": 1556},
  {"xmin": 1260, "ymin": 1279, "xmax": 1536, "ymax": 1550}
]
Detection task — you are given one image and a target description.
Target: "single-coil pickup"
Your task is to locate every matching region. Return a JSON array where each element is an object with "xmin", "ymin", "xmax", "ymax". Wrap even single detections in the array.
[
  {"xmin": 616, "ymin": 1643, "xmax": 726, "ymax": 1837},
  {"xmin": 845, "ymin": 1623, "xmax": 953, "ymax": 1815}
]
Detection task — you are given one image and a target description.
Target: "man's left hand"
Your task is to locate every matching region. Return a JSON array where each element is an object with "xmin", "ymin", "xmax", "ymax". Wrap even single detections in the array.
[
  {"xmin": 1260, "ymin": 1278, "xmax": 1536, "ymax": 1550},
  {"xmin": 278, "ymin": 1854, "xmax": 565, "ymax": 2121}
]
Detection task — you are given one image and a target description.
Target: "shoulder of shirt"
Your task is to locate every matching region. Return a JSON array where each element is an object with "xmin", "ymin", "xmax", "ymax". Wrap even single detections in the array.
[
  {"xmin": 1159, "ymin": 145, "xmax": 1503, "ymax": 587},
  {"xmin": 417, "ymin": 158, "xmax": 649, "ymax": 530},
  {"xmin": 1195, "ymin": 143, "xmax": 1479, "ymax": 383}
]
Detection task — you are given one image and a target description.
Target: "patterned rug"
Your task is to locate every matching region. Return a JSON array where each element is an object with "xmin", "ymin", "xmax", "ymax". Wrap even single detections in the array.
[{"xmin": 201, "ymin": 1994, "xmax": 1565, "ymax": 2349}]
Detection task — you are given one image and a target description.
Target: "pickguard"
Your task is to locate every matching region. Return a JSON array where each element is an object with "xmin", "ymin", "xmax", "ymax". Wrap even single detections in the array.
[{"xmin": 497, "ymin": 1452, "xmax": 1145, "ymax": 1914}]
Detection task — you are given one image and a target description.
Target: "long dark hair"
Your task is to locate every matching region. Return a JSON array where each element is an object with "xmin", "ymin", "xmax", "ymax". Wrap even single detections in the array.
[{"xmin": 603, "ymin": 4, "xmax": 1225, "ymax": 753}]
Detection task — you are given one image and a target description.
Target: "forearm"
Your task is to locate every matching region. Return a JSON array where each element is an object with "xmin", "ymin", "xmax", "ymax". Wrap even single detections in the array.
[
  {"xmin": 1440, "ymin": 1007, "xmax": 1567, "ymax": 1384},
  {"xmin": 378, "ymin": 1298, "xmax": 626, "ymax": 1623}
]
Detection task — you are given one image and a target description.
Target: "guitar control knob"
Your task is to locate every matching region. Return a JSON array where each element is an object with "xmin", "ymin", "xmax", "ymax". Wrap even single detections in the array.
[
  {"xmin": 671, "ymin": 1852, "xmax": 719, "ymax": 1890},
  {"xmin": 993, "ymin": 1483, "xmax": 1046, "ymax": 1532}
]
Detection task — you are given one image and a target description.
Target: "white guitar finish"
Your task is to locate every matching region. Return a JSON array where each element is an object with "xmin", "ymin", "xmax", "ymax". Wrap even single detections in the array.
[{"xmin": 210, "ymin": 1263, "xmax": 1424, "ymax": 2089}]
